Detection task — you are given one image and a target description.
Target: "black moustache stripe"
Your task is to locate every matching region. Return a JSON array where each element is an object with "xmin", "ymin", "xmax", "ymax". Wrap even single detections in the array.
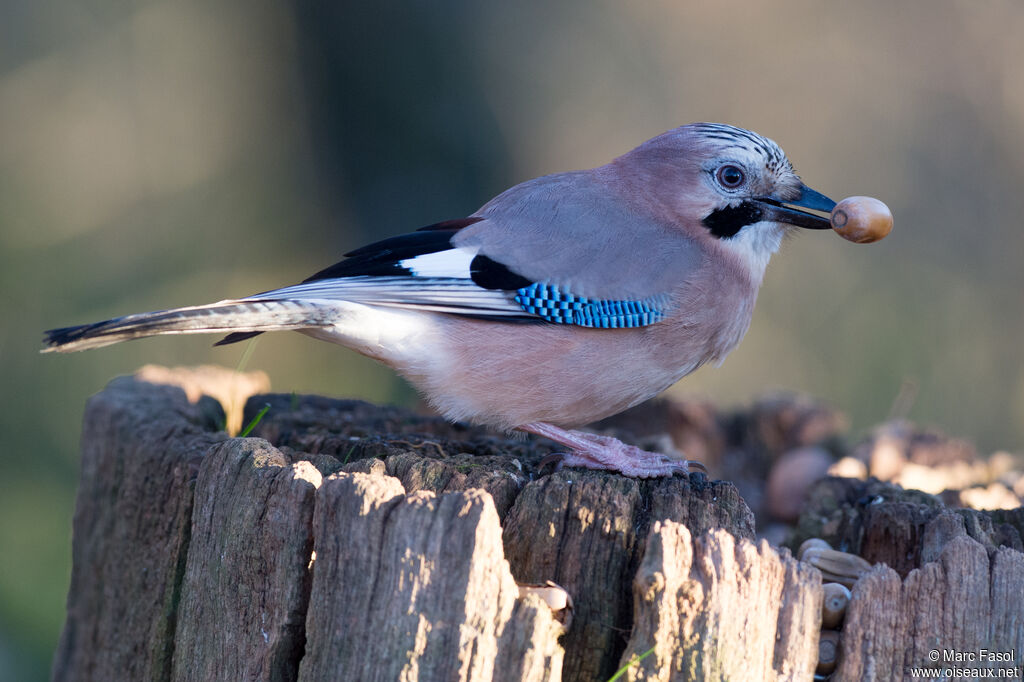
[{"xmin": 701, "ymin": 202, "xmax": 764, "ymax": 239}]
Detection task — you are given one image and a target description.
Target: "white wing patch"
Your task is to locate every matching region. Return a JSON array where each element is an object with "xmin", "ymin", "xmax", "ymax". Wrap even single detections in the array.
[{"xmin": 399, "ymin": 247, "xmax": 478, "ymax": 278}]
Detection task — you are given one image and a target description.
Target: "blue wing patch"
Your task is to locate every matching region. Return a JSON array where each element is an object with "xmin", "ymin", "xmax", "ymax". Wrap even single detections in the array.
[{"xmin": 514, "ymin": 283, "xmax": 668, "ymax": 328}]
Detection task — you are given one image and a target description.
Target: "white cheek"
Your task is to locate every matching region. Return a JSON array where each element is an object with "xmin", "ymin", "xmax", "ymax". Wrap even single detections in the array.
[{"xmin": 723, "ymin": 221, "xmax": 786, "ymax": 283}]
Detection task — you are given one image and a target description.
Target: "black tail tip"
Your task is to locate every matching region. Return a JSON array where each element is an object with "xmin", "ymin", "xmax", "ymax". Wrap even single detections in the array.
[{"xmin": 42, "ymin": 324, "xmax": 92, "ymax": 349}]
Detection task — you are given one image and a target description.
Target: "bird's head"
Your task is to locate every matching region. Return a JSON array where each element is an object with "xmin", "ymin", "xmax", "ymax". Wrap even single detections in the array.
[{"xmin": 611, "ymin": 122, "xmax": 836, "ymax": 278}]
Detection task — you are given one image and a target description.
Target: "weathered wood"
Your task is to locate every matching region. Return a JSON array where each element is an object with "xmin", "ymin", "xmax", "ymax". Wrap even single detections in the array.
[
  {"xmin": 495, "ymin": 596, "xmax": 567, "ymax": 682},
  {"xmin": 171, "ymin": 438, "xmax": 321, "ymax": 682},
  {"xmin": 833, "ymin": 536, "xmax": 1024, "ymax": 681},
  {"xmin": 246, "ymin": 388, "xmax": 763, "ymax": 681},
  {"xmin": 794, "ymin": 476, "xmax": 1024, "ymax": 577},
  {"xmin": 67, "ymin": 367, "xmax": 1023, "ymax": 682},
  {"xmin": 54, "ymin": 370, "xmax": 570, "ymax": 682},
  {"xmin": 52, "ymin": 373, "xmax": 227, "ymax": 682},
  {"xmin": 385, "ymin": 451, "xmax": 527, "ymax": 519},
  {"xmin": 299, "ymin": 473, "xmax": 563, "ymax": 681},
  {"xmin": 501, "ymin": 471, "xmax": 756, "ymax": 681},
  {"xmin": 620, "ymin": 522, "xmax": 822, "ymax": 681}
]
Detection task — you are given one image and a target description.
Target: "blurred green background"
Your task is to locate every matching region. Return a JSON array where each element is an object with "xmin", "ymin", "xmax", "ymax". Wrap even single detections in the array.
[{"xmin": 3, "ymin": 0, "xmax": 1023, "ymax": 678}]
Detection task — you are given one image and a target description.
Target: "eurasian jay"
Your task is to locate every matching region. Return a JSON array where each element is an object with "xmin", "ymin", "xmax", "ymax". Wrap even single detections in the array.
[{"xmin": 43, "ymin": 123, "xmax": 840, "ymax": 478}]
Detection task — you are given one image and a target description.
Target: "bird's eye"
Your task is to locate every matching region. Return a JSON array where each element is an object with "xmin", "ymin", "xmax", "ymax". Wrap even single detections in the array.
[{"xmin": 716, "ymin": 165, "xmax": 745, "ymax": 189}]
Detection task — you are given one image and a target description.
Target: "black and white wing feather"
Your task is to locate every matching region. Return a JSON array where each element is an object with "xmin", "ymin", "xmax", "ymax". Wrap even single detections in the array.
[
  {"xmin": 248, "ymin": 218, "xmax": 533, "ymax": 315},
  {"xmin": 214, "ymin": 219, "xmax": 536, "ymax": 345}
]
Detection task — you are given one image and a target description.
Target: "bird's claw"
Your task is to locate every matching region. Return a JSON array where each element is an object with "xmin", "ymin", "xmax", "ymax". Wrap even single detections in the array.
[
  {"xmin": 549, "ymin": 439, "xmax": 705, "ymax": 479},
  {"xmin": 568, "ymin": 432, "xmax": 702, "ymax": 478},
  {"xmin": 538, "ymin": 452, "xmax": 568, "ymax": 473},
  {"xmin": 521, "ymin": 423, "xmax": 707, "ymax": 479},
  {"xmin": 687, "ymin": 459, "xmax": 709, "ymax": 474}
]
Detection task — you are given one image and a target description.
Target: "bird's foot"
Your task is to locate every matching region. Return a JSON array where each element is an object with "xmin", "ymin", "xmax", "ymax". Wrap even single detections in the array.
[{"xmin": 520, "ymin": 422, "xmax": 706, "ymax": 479}]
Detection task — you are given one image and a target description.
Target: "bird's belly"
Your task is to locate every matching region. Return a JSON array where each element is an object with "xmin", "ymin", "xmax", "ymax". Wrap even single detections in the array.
[
  {"xmin": 407, "ymin": 318, "xmax": 712, "ymax": 430},
  {"xmin": 308, "ymin": 303, "xmax": 750, "ymax": 431}
]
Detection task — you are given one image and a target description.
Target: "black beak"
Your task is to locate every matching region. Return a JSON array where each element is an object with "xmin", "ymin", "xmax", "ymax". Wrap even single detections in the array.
[{"xmin": 753, "ymin": 184, "xmax": 836, "ymax": 230}]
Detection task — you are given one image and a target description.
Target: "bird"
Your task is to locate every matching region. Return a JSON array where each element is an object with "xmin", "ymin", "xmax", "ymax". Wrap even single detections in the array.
[{"xmin": 43, "ymin": 123, "xmax": 839, "ymax": 478}]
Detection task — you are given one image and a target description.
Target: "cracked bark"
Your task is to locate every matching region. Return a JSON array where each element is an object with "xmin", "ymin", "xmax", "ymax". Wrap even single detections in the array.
[{"xmin": 54, "ymin": 366, "xmax": 837, "ymax": 682}]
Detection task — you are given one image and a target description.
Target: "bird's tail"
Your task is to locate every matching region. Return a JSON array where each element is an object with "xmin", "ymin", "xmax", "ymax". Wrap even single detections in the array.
[{"xmin": 42, "ymin": 299, "xmax": 333, "ymax": 353}]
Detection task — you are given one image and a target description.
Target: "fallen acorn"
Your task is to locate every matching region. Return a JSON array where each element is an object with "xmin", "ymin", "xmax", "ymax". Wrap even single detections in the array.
[
  {"xmin": 817, "ymin": 630, "xmax": 841, "ymax": 675},
  {"xmin": 801, "ymin": 546, "xmax": 872, "ymax": 589},
  {"xmin": 821, "ymin": 582, "xmax": 852, "ymax": 629},
  {"xmin": 517, "ymin": 581, "xmax": 573, "ymax": 628},
  {"xmin": 797, "ymin": 537, "xmax": 833, "ymax": 561}
]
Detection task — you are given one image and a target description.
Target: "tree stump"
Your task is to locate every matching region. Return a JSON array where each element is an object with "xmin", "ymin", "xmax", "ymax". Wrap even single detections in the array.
[
  {"xmin": 788, "ymin": 475, "xmax": 1024, "ymax": 680},
  {"xmin": 621, "ymin": 523, "xmax": 822, "ymax": 681},
  {"xmin": 833, "ymin": 537, "xmax": 1024, "ymax": 681},
  {"xmin": 52, "ymin": 366, "xmax": 1023, "ymax": 682},
  {"xmin": 172, "ymin": 438, "xmax": 319, "ymax": 682}
]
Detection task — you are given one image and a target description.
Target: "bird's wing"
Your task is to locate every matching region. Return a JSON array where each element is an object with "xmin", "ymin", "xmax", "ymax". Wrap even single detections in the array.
[
  {"xmin": 242, "ymin": 219, "xmax": 528, "ymax": 318},
  {"xmin": 455, "ymin": 170, "xmax": 705, "ymax": 301},
  {"xmin": 218, "ymin": 173, "xmax": 704, "ymax": 345}
]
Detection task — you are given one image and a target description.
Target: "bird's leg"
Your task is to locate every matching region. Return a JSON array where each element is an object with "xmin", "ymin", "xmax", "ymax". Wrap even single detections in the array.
[{"xmin": 518, "ymin": 422, "xmax": 707, "ymax": 479}]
